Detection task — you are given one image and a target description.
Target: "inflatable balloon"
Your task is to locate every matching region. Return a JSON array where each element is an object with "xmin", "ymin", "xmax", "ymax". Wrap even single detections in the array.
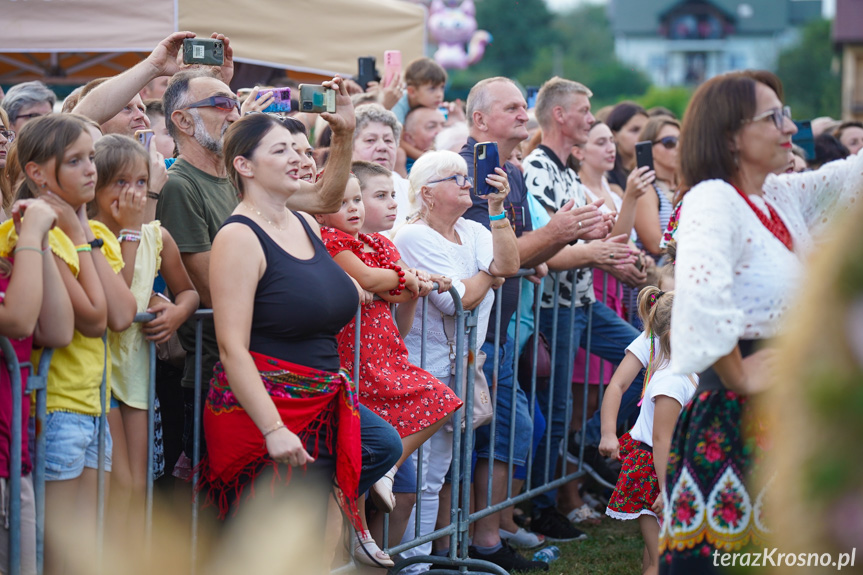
[{"xmin": 427, "ymin": 0, "xmax": 492, "ymax": 70}]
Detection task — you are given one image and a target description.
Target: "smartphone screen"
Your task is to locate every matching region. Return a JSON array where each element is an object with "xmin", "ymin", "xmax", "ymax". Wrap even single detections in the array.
[
  {"xmin": 299, "ymin": 84, "xmax": 336, "ymax": 114},
  {"xmin": 473, "ymin": 142, "xmax": 500, "ymax": 197},
  {"xmin": 635, "ymin": 141, "xmax": 654, "ymax": 171},
  {"xmin": 135, "ymin": 129, "xmax": 154, "ymax": 151}
]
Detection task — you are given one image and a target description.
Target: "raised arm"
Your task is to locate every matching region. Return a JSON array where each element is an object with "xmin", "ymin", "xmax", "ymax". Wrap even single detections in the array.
[{"xmin": 284, "ymin": 77, "xmax": 355, "ymax": 214}]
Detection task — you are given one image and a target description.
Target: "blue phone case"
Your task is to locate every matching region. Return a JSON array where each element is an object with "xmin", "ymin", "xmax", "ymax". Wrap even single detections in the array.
[{"xmin": 474, "ymin": 142, "xmax": 500, "ymax": 197}]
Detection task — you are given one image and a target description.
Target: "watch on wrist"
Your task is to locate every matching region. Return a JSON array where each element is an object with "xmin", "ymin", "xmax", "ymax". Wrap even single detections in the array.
[{"xmin": 89, "ymin": 238, "xmax": 104, "ymax": 250}]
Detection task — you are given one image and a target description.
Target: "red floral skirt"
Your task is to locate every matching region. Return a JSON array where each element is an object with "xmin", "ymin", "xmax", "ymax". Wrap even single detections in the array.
[{"xmin": 606, "ymin": 432, "xmax": 660, "ymax": 521}]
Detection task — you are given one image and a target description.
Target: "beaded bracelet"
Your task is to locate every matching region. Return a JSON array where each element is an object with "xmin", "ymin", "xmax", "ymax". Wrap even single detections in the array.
[
  {"xmin": 488, "ymin": 212, "xmax": 506, "ymax": 221},
  {"xmin": 118, "ymin": 234, "xmax": 141, "ymax": 243},
  {"xmin": 381, "ymin": 262, "xmax": 407, "ymax": 296},
  {"xmin": 13, "ymin": 246, "xmax": 44, "ymax": 256},
  {"xmin": 75, "ymin": 244, "xmax": 92, "ymax": 253}
]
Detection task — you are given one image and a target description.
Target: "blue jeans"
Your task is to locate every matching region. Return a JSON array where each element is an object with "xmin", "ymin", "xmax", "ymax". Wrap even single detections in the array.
[
  {"xmin": 358, "ymin": 405, "xmax": 402, "ymax": 494},
  {"xmin": 532, "ymin": 301, "xmax": 642, "ymax": 511},
  {"xmin": 473, "ymin": 336, "xmax": 533, "ymax": 467}
]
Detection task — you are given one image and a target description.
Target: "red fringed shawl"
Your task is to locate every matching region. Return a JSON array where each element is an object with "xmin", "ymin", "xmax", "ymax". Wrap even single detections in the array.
[{"xmin": 197, "ymin": 352, "xmax": 362, "ymax": 530}]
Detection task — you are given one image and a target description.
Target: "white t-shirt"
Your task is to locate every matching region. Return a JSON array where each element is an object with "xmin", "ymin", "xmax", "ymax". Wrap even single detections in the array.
[
  {"xmin": 394, "ymin": 218, "xmax": 495, "ymax": 379},
  {"xmin": 392, "ymin": 173, "xmax": 414, "ymax": 227},
  {"xmin": 626, "ymin": 331, "xmax": 651, "ymax": 366},
  {"xmin": 628, "ymin": 369, "xmax": 698, "ymax": 447}
]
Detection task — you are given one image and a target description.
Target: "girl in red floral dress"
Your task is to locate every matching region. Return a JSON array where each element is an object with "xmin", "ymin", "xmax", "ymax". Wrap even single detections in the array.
[
  {"xmin": 598, "ymin": 287, "xmax": 697, "ymax": 575},
  {"xmin": 316, "ymin": 170, "xmax": 462, "ymax": 566}
]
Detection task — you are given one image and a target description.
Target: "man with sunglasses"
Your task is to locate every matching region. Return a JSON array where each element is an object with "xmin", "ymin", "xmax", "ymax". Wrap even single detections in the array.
[{"xmin": 525, "ymin": 77, "xmax": 648, "ymax": 540}]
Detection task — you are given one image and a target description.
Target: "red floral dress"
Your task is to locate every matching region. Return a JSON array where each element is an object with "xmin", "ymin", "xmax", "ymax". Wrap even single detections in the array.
[{"xmin": 321, "ymin": 228, "xmax": 462, "ymax": 438}]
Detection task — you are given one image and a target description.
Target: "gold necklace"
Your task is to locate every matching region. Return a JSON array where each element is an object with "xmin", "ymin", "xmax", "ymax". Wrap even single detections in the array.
[{"xmin": 242, "ymin": 202, "xmax": 287, "ymax": 231}]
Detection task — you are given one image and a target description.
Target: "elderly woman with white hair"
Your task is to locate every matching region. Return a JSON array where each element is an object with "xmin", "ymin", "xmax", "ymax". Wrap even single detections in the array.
[{"xmin": 392, "ymin": 149, "xmax": 519, "ymax": 569}]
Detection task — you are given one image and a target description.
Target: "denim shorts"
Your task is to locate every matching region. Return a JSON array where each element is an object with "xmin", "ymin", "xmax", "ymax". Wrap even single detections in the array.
[
  {"xmin": 392, "ymin": 452, "xmax": 417, "ymax": 494},
  {"xmin": 473, "ymin": 336, "xmax": 533, "ymax": 467},
  {"xmin": 44, "ymin": 411, "xmax": 112, "ymax": 481}
]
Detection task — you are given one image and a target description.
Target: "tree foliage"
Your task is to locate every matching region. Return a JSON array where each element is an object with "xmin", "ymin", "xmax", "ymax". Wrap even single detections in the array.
[{"xmin": 777, "ymin": 19, "xmax": 841, "ymax": 120}]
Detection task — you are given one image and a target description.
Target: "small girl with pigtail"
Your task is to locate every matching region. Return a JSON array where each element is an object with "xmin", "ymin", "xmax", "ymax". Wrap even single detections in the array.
[{"xmin": 597, "ymin": 280, "xmax": 697, "ymax": 575}]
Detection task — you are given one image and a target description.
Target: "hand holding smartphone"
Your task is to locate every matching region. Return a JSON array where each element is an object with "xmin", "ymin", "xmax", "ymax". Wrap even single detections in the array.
[
  {"xmin": 635, "ymin": 141, "xmax": 654, "ymax": 171},
  {"xmin": 258, "ymin": 87, "xmax": 292, "ymax": 114},
  {"xmin": 473, "ymin": 142, "xmax": 500, "ymax": 197}
]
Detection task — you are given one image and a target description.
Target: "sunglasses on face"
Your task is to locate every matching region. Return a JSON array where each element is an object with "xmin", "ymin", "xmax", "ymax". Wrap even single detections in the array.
[
  {"xmin": 745, "ymin": 106, "xmax": 792, "ymax": 130},
  {"xmin": 183, "ymin": 95, "xmax": 240, "ymax": 113},
  {"xmin": 428, "ymin": 174, "xmax": 474, "ymax": 187},
  {"xmin": 653, "ymin": 136, "xmax": 678, "ymax": 149},
  {"xmin": 0, "ymin": 130, "xmax": 14, "ymax": 143}
]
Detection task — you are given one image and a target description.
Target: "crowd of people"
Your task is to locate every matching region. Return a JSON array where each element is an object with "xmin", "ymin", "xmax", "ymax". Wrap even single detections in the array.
[{"xmin": 0, "ymin": 29, "xmax": 862, "ymax": 575}]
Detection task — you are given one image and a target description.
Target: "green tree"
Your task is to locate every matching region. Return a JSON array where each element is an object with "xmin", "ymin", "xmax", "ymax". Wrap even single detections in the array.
[
  {"xmin": 777, "ymin": 19, "xmax": 841, "ymax": 120},
  {"xmin": 474, "ymin": 0, "xmax": 555, "ymax": 77}
]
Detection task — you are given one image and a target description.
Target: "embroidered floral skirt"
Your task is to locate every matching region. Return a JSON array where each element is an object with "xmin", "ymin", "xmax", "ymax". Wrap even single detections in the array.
[
  {"xmin": 606, "ymin": 432, "xmax": 659, "ymax": 521},
  {"xmin": 659, "ymin": 389, "xmax": 770, "ymax": 573}
]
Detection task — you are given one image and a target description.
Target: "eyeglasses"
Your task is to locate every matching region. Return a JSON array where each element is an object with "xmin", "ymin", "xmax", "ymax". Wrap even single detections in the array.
[
  {"xmin": 0, "ymin": 130, "xmax": 14, "ymax": 143},
  {"xmin": 183, "ymin": 95, "xmax": 240, "ymax": 113},
  {"xmin": 428, "ymin": 174, "xmax": 474, "ymax": 187},
  {"xmin": 653, "ymin": 136, "xmax": 678, "ymax": 149},
  {"xmin": 744, "ymin": 106, "xmax": 792, "ymax": 130}
]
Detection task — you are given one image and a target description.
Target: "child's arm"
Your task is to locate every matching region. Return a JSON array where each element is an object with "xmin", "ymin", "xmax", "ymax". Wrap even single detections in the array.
[
  {"xmin": 143, "ymin": 229, "xmax": 199, "ymax": 343},
  {"xmin": 332, "ymin": 250, "xmax": 421, "ymax": 297},
  {"xmin": 43, "ymin": 193, "xmax": 109, "ymax": 337},
  {"xmin": 32, "ymin": 208, "xmax": 75, "ymax": 347},
  {"xmin": 598, "ymin": 350, "xmax": 644, "ymax": 460},
  {"xmin": 0, "ymin": 200, "xmax": 71, "ymax": 344},
  {"xmin": 113, "ymin": 184, "xmax": 146, "ymax": 288},
  {"xmin": 651, "ymin": 395, "xmax": 683, "ymax": 513},
  {"xmin": 80, "ymin": 208, "xmax": 137, "ymax": 333}
]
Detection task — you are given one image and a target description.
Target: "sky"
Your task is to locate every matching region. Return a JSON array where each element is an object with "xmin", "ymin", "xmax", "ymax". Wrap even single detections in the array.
[{"xmin": 544, "ymin": 0, "xmax": 836, "ymax": 18}]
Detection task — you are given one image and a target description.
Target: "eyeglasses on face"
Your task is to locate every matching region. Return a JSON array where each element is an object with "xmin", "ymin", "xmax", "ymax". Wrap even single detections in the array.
[
  {"xmin": 653, "ymin": 135, "xmax": 678, "ymax": 149},
  {"xmin": 744, "ymin": 106, "xmax": 792, "ymax": 130},
  {"xmin": 0, "ymin": 130, "xmax": 14, "ymax": 143},
  {"xmin": 428, "ymin": 174, "xmax": 474, "ymax": 187},
  {"xmin": 183, "ymin": 95, "xmax": 240, "ymax": 113}
]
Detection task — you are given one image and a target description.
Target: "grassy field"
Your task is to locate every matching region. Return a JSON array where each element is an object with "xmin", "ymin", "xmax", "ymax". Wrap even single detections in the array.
[{"xmin": 519, "ymin": 518, "xmax": 645, "ymax": 575}]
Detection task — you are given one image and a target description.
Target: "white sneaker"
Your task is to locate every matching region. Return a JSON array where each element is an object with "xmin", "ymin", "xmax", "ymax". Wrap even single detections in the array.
[
  {"xmin": 566, "ymin": 504, "xmax": 603, "ymax": 525},
  {"xmin": 499, "ymin": 527, "xmax": 546, "ymax": 549}
]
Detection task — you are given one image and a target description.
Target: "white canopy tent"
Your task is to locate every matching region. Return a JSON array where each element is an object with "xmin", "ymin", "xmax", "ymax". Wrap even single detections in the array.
[{"xmin": 0, "ymin": 0, "xmax": 426, "ymax": 85}]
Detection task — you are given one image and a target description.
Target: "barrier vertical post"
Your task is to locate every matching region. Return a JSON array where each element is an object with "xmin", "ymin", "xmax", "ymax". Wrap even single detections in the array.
[
  {"xmin": 1, "ymin": 338, "xmax": 23, "ymax": 575},
  {"xmin": 190, "ymin": 316, "xmax": 203, "ymax": 573},
  {"xmin": 96, "ymin": 334, "xmax": 108, "ymax": 564},
  {"xmin": 145, "ymin": 338, "xmax": 156, "ymax": 550},
  {"xmin": 32, "ymin": 350, "xmax": 51, "ymax": 575}
]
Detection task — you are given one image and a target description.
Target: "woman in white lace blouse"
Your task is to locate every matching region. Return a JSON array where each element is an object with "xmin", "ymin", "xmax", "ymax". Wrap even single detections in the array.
[{"xmin": 659, "ymin": 70, "xmax": 863, "ymax": 574}]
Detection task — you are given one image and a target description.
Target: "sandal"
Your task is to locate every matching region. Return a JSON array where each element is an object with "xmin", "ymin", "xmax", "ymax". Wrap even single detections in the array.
[
  {"xmin": 370, "ymin": 465, "xmax": 397, "ymax": 513},
  {"xmin": 353, "ymin": 530, "xmax": 394, "ymax": 568}
]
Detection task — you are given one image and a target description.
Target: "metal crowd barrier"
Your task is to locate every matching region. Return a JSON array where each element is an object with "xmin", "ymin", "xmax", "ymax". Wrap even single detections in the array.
[{"xmin": 3, "ymin": 263, "xmax": 637, "ymax": 575}]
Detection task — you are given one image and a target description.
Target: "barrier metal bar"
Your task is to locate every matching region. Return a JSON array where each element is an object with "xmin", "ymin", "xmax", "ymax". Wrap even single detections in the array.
[
  {"xmin": 189, "ymin": 309, "xmax": 212, "ymax": 574},
  {"xmin": 131, "ymin": 311, "xmax": 159, "ymax": 550},
  {"xmin": 1, "ymin": 337, "xmax": 23, "ymax": 575},
  {"xmin": 484, "ymin": 290, "xmax": 503, "ymax": 512},
  {"xmin": 31, "ymin": 351, "xmax": 50, "ymax": 575},
  {"xmin": 524, "ymin": 280, "xmax": 543, "ymax": 493},
  {"xmin": 96, "ymin": 334, "xmax": 108, "ymax": 565}
]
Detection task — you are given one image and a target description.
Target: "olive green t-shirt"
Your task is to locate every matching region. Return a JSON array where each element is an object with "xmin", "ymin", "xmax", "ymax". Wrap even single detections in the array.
[{"xmin": 156, "ymin": 158, "xmax": 238, "ymax": 388}]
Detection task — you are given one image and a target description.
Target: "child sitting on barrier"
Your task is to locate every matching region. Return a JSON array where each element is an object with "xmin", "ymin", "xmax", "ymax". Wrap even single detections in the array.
[
  {"xmin": 90, "ymin": 134, "xmax": 198, "ymax": 541},
  {"xmin": 598, "ymin": 284, "xmax": 696, "ymax": 575},
  {"xmin": 11, "ymin": 114, "xmax": 138, "ymax": 574},
  {"xmin": 316, "ymin": 166, "xmax": 462, "ymax": 568},
  {"xmin": 0, "ymin": 198, "xmax": 74, "ymax": 575}
]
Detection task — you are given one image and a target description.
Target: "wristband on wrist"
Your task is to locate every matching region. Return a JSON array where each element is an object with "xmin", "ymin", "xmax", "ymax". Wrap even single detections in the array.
[
  {"xmin": 75, "ymin": 244, "xmax": 92, "ymax": 253},
  {"xmin": 13, "ymin": 246, "xmax": 44, "ymax": 256},
  {"xmin": 488, "ymin": 212, "xmax": 506, "ymax": 221},
  {"xmin": 118, "ymin": 234, "xmax": 142, "ymax": 243}
]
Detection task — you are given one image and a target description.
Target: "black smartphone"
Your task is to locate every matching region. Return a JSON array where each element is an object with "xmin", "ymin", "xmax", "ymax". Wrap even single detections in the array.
[
  {"xmin": 473, "ymin": 141, "xmax": 500, "ymax": 197},
  {"xmin": 357, "ymin": 56, "xmax": 379, "ymax": 90},
  {"xmin": 182, "ymin": 38, "xmax": 224, "ymax": 66},
  {"xmin": 526, "ymin": 86, "xmax": 539, "ymax": 109},
  {"xmin": 635, "ymin": 141, "xmax": 654, "ymax": 171}
]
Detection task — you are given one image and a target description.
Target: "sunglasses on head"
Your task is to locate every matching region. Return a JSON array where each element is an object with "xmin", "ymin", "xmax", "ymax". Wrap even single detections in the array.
[
  {"xmin": 653, "ymin": 136, "xmax": 678, "ymax": 149},
  {"xmin": 183, "ymin": 95, "xmax": 240, "ymax": 113}
]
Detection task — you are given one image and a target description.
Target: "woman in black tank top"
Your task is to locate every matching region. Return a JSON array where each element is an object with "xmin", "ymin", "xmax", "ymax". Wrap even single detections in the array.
[{"xmin": 198, "ymin": 106, "xmax": 372, "ymax": 532}]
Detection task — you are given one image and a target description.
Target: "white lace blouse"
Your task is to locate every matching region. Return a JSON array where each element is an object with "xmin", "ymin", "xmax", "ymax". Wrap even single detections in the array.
[{"xmin": 671, "ymin": 150, "xmax": 863, "ymax": 374}]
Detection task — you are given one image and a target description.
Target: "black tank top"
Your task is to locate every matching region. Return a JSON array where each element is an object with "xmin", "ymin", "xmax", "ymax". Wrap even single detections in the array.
[{"xmin": 222, "ymin": 214, "xmax": 359, "ymax": 373}]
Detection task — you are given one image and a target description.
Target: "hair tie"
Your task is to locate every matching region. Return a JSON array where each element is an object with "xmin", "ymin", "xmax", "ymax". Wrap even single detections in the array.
[{"xmin": 647, "ymin": 290, "xmax": 665, "ymax": 309}]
